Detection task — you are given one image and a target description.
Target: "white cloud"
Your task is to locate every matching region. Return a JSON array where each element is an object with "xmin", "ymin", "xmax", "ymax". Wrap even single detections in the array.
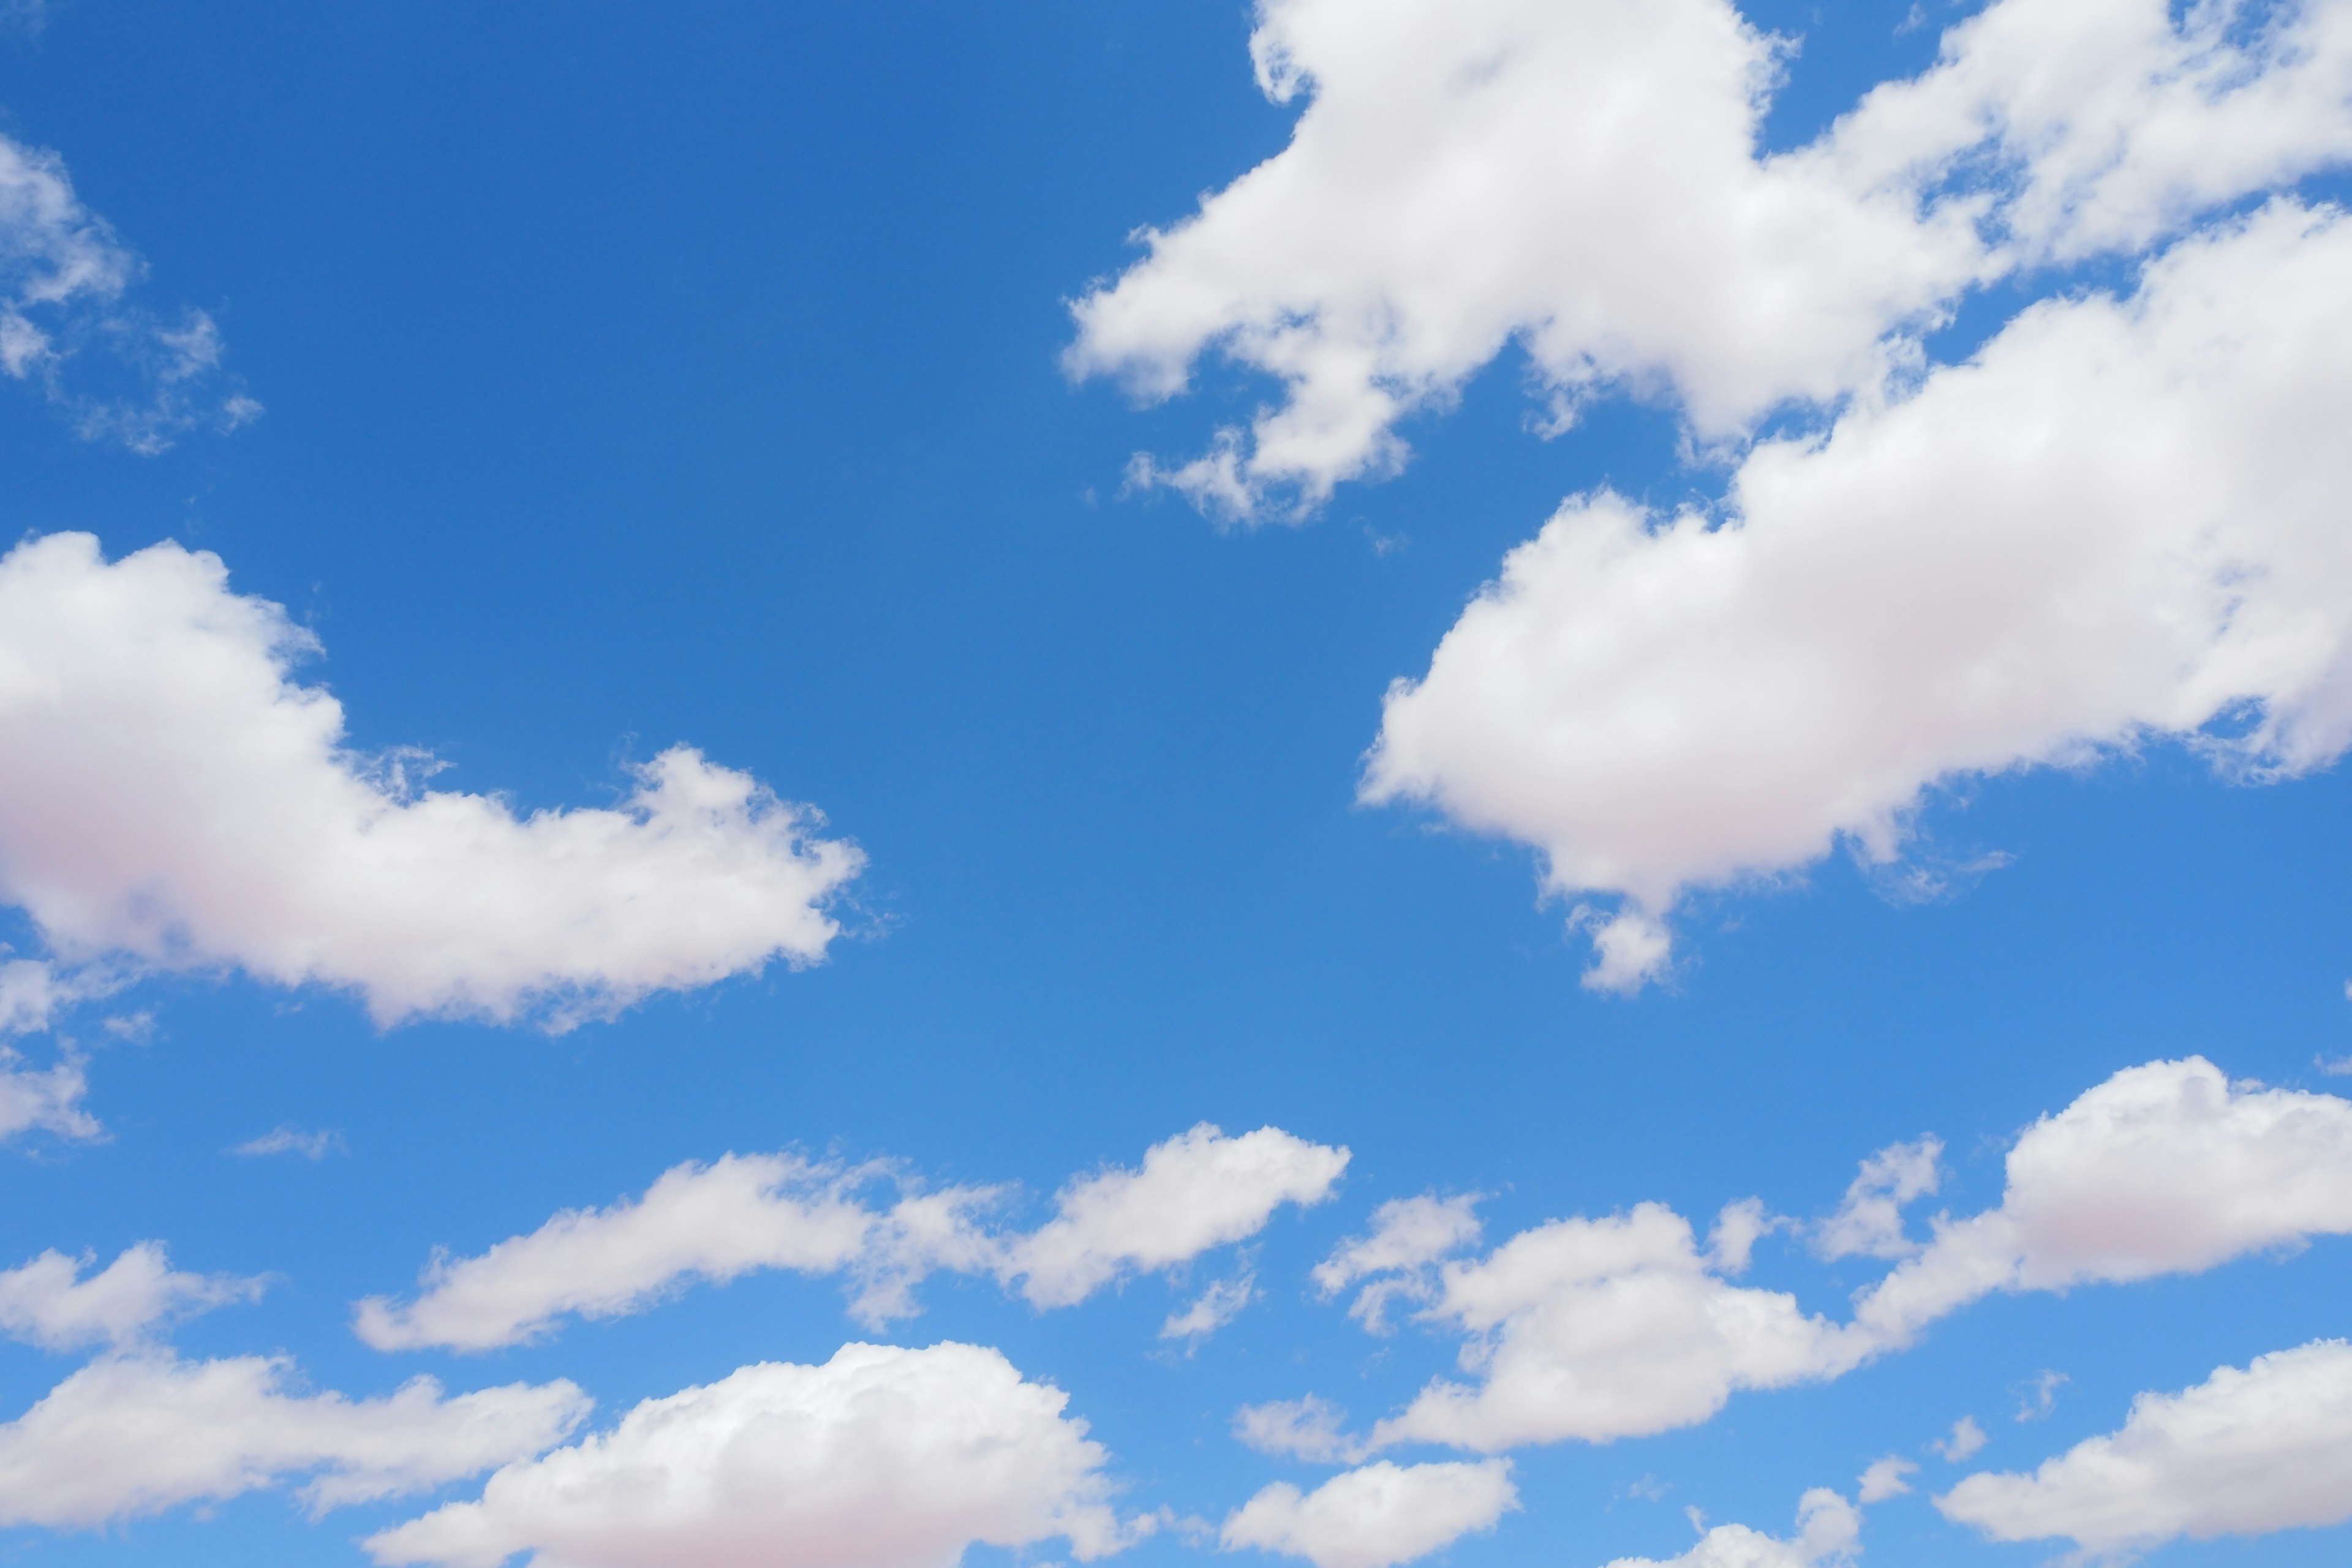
[
  {"xmin": 0, "ymin": 1243, "xmax": 262, "ymax": 1351},
  {"xmin": 360, "ymin": 1124, "xmax": 1343, "ymax": 1352},
  {"xmin": 0, "ymin": 1046, "xmax": 93, "ymax": 1142},
  {"xmin": 1824, "ymin": 0, "xmax": 2352, "ymax": 266},
  {"xmin": 1853, "ymin": 1057, "xmax": 2352, "ymax": 1344},
  {"xmin": 1068, "ymin": 0, "xmax": 2352, "ymax": 518},
  {"xmin": 1068, "ymin": 0, "xmax": 1972, "ymax": 517},
  {"xmin": 1600, "ymin": 1490, "xmax": 1860, "ymax": 1568},
  {"xmin": 0, "ymin": 958, "xmax": 68, "ymax": 1035},
  {"xmin": 0, "ymin": 960, "xmax": 101, "ymax": 1142},
  {"xmin": 1162, "ymin": 1270, "xmax": 1257, "ymax": 1345},
  {"xmin": 1313, "ymin": 1193, "xmax": 1482, "ymax": 1332},
  {"xmin": 1368, "ymin": 1203, "xmax": 1868, "ymax": 1450},
  {"xmin": 1938, "ymin": 1338, "xmax": 2352, "ymax": 1554},
  {"xmin": 1221, "ymin": 1460, "xmax": 1517, "ymax": 1568},
  {"xmin": 0, "ymin": 1353, "xmax": 586, "ymax": 1529},
  {"xmin": 368, "ymin": 1341, "xmax": 1141, "ymax": 1568},
  {"xmin": 232, "ymin": 1125, "xmax": 347, "ymax": 1160},
  {"xmin": 0, "ymin": 132, "xmax": 255, "ymax": 451},
  {"xmin": 2015, "ymin": 1370, "xmax": 2068, "ymax": 1422},
  {"xmin": 1855, "ymin": 1457, "xmax": 1915, "ymax": 1504},
  {"xmin": 1814, "ymin": 1138, "xmax": 1940, "ymax": 1261},
  {"xmin": 1003, "ymin": 1124, "xmax": 1349, "ymax": 1308},
  {"xmin": 0, "ymin": 533, "xmax": 862, "ymax": 1030},
  {"xmin": 1366, "ymin": 202, "xmax": 2352, "ymax": 984},
  {"xmin": 1929, "ymin": 1417, "xmax": 1987, "ymax": 1463},
  {"xmin": 355, "ymin": 1153, "xmax": 904, "ymax": 1351},
  {"xmin": 1235, "ymin": 1395, "xmax": 1359, "ymax": 1464}
]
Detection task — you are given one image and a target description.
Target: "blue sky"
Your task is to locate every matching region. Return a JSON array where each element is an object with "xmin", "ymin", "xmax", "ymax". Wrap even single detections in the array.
[{"xmin": 2, "ymin": 1, "xmax": 2352, "ymax": 1565}]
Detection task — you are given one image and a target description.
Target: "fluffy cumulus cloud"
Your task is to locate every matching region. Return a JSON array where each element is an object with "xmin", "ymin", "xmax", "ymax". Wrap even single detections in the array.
[
  {"xmin": 0, "ymin": 533, "xmax": 863, "ymax": 1029},
  {"xmin": 1852, "ymin": 1057, "xmax": 2352, "ymax": 1343},
  {"xmin": 1601, "ymin": 1490, "xmax": 1860, "ymax": 1568},
  {"xmin": 1368, "ymin": 1202, "xmax": 1868, "ymax": 1450},
  {"xmin": 1068, "ymin": 0, "xmax": 2351, "ymax": 517},
  {"xmin": 1220, "ymin": 1460, "xmax": 1518, "ymax": 1568},
  {"xmin": 1938, "ymin": 1338, "xmax": 2352, "ymax": 1553},
  {"xmin": 368, "ymin": 1341, "xmax": 1140, "ymax": 1568},
  {"xmin": 1368, "ymin": 202, "xmax": 2352, "ymax": 987},
  {"xmin": 1001, "ymin": 1123, "xmax": 1349, "ymax": 1308},
  {"xmin": 0, "ymin": 132, "xmax": 255, "ymax": 450},
  {"xmin": 0, "ymin": 1354, "xmax": 586, "ymax": 1529},
  {"xmin": 0, "ymin": 1243, "xmax": 262, "ymax": 1351},
  {"xmin": 361, "ymin": 1124, "xmax": 1344, "ymax": 1351}
]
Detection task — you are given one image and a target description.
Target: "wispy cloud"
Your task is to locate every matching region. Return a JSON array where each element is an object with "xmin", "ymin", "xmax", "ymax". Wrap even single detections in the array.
[
  {"xmin": 0, "ymin": 131, "xmax": 257, "ymax": 450},
  {"xmin": 232, "ymin": 1127, "xmax": 346, "ymax": 1161}
]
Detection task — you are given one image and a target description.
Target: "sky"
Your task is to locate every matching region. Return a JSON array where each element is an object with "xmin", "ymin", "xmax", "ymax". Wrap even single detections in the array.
[{"xmin": 0, "ymin": 0, "xmax": 2350, "ymax": 1564}]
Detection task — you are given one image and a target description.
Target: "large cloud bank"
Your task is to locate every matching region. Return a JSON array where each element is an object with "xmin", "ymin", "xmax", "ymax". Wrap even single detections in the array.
[
  {"xmin": 368, "ymin": 1342, "xmax": 1139, "ymax": 1568},
  {"xmin": 0, "ymin": 533, "xmax": 863, "ymax": 1028},
  {"xmin": 1367, "ymin": 202, "xmax": 2352, "ymax": 987},
  {"xmin": 1071, "ymin": 0, "xmax": 2352, "ymax": 984}
]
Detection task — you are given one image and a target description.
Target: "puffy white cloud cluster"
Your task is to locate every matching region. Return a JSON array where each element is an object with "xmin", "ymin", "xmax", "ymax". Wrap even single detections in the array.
[
  {"xmin": 1367, "ymin": 202, "xmax": 2352, "ymax": 986},
  {"xmin": 1069, "ymin": 0, "xmax": 2352, "ymax": 518},
  {"xmin": 368, "ymin": 1342, "xmax": 1141, "ymax": 1568},
  {"xmin": 1221, "ymin": 1460, "xmax": 1518, "ymax": 1568},
  {"xmin": 360, "ymin": 1123, "xmax": 1346, "ymax": 1351},
  {"xmin": 1600, "ymin": 1490, "xmax": 1859, "ymax": 1568},
  {"xmin": 0, "ymin": 1353, "xmax": 587, "ymax": 1529},
  {"xmin": 1071, "ymin": 0, "xmax": 2352, "ymax": 982},
  {"xmin": 0, "ymin": 533, "xmax": 863, "ymax": 1030},
  {"xmin": 0, "ymin": 132, "xmax": 256, "ymax": 450},
  {"xmin": 1278, "ymin": 1058, "xmax": 2352, "ymax": 1458},
  {"xmin": 1938, "ymin": 1338, "xmax": 2352, "ymax": 1553},
  {"xmin": 0, "ymin": 1243, "xmax": 262, "ymax": 1351}
]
